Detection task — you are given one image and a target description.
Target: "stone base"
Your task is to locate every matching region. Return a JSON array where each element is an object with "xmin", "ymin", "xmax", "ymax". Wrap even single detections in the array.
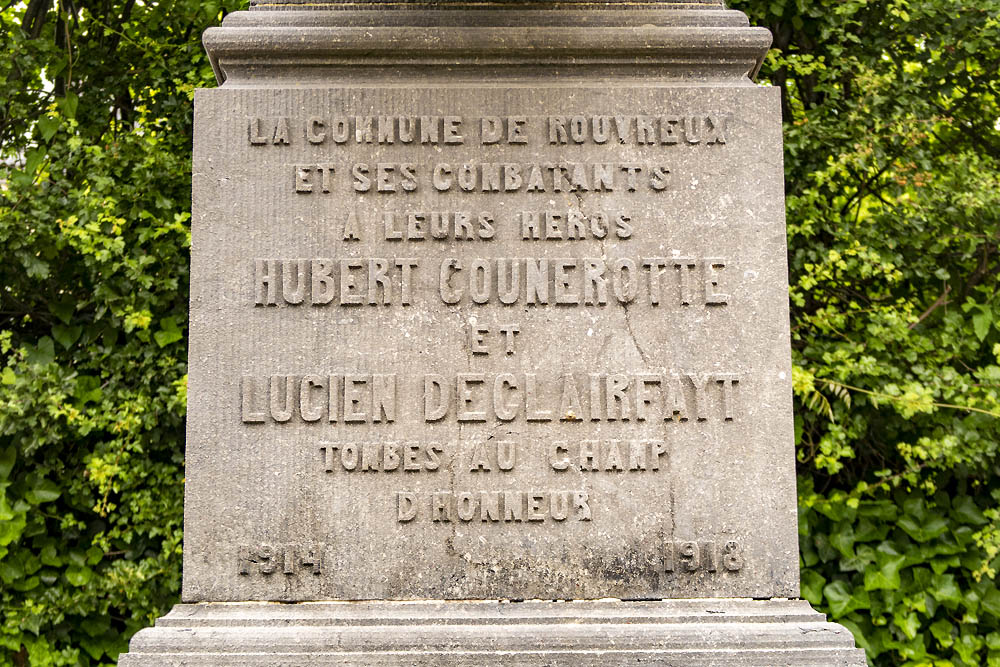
[{"xmin": 119, "ymin": 599, "xmax": 866, "ymax": 666}]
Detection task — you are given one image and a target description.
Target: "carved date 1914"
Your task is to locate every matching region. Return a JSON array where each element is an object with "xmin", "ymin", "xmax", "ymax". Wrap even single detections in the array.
[{"xmin": 237, "ymin": 544, "xmax": 324, "ymax": 576}]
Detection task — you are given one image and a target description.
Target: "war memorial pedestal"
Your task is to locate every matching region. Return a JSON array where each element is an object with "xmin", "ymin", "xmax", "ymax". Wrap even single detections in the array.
[{"xmin": 120, "ymin": 1, "xmax": 867, "ymax": 664}]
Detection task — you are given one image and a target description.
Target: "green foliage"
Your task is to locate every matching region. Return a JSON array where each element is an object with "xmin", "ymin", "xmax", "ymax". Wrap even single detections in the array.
[
  {"xmin": 731, "ymin": 0, "xmax": 1000, "ymax": 663},
  {"xmin": 800, "ymin": 481, "xmax": 1000, "ymax": 664},
  {"xmin": 0, "ymin": 0, "xmax": 241, "ymax": 664},
  {"xmin": 2, "ymin": 0, "xmax": 999, "ymax": 664}
]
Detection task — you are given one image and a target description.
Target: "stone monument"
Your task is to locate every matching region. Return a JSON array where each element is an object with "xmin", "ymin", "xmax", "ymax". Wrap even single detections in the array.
[{"xmin": 120, "ymin": 0, "xmax": 868, "ymax": 664}]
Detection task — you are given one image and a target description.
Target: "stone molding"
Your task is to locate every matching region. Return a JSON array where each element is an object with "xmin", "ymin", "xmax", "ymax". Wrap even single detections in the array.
[
  {"xmin": 120, "ymin": 599, "xmax": 867, "ymax": 666},
  {"xmin": 204, "ymin": 6, "xmax": 771, "ymax": 86}
]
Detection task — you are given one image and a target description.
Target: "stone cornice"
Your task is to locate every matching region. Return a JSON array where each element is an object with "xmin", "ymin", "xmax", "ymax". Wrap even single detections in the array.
[{"xmin": 204, "ymin": 5, "xmax": 771, "ymax": 87}]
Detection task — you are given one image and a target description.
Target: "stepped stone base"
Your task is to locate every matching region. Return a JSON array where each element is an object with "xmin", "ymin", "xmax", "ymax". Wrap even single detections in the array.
[{"xmin": 119, "ymin": 599, "xmax": 866, "ymax": 666}]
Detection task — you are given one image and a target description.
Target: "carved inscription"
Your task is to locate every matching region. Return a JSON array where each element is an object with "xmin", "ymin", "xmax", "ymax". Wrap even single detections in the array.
[
  {"xmin": 242, "ymin": 373, "xmax": 741, "ymax": 424},
  {"xmin": 293, "ymin": 162, "xmax": 673, "ymax": 194},
  {"xmin": 320, "ymin": 441, "xmax": 443, "ymax": 472},
  {"xmin": 550, "ymin": 439, "xmax": 667, "ymax": 472},
  {"xmin": 663, "ymin": 541, "xmax": 744, "ymax": 573},
  {"xmin": 397, "ymin": 490, "xmax": 593, "ymax": 523},
  {"xmin": 235, "ymin": 105, "xmax": 754, "ymax": 583},
  {"xmin": 316, "ymin": 439, "xmax": 668, "ymax": 475},
  {"xmin": 238, "ymin": 545, "xmax": 324, "ymax": 576},
  {"xmin": 241, "ymin": 374, "xmax": 397, "ymax": 424},
  {"xmin": 547, "ymin": 115, "xmax": 727, "ymax": 145},
  {"xmin": 249, "ymin": 114, "xmax": 728, "ymax": 147},
  {"xmin": 253, "ymin": 257, "xmax": 730, "ymax": 307}
]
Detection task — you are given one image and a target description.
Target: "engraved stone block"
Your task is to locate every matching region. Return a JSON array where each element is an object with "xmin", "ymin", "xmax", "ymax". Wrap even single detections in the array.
[{"xmin": 120, "ymin": 1, "xmax": 867, "ymax": 664}]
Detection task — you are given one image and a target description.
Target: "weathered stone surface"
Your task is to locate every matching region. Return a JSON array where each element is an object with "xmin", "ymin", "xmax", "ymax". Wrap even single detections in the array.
[
  {"xmin": 121, "ymin": 599, "xmax": 866, "ymax": 666},
  {"xmin": 183, "ymin": 82, "xmax": 795, "ymax": 603},
  {"xmin": 119, "ymin": 1, "xmax": 868, "ymax": 663},
  {"xmin": 202, "ymin": 3, "xmax": 773, "ymax": 86},
  {"xmin": 251, "ymin": 0, "xmax": 728, "ymax": 9}
]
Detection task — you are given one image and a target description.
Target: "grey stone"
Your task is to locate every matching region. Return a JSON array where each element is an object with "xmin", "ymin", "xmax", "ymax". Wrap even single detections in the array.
[
  {"xmin": 250, "ymin": 0, "xmax": 729, "ymax": 10},
  {"xmin": 120, "ymin": 0, "xmax": 867, "ymax": 664},
  {"xmin": 121, "ymin": 599, "xmax": 865, "ymax": 665},
  {"xmin": 182, "ymin": 83, "xmax": 795, "ymax": 603}
]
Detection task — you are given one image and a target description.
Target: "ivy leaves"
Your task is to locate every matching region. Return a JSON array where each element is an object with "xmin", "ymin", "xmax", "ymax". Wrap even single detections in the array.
[{"xmin": 801, "ymin": 488, "xmax": 1000, "ymax": 662}]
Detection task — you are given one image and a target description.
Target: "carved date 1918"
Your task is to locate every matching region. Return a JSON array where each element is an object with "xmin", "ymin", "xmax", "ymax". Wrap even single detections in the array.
[{"xmin": 663, "ymin": 541, "xmax": 744, "ymax": 573}]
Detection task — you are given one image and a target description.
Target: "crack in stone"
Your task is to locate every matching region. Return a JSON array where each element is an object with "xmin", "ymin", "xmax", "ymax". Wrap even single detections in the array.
[
  {"xmin": 622, "ymin": 300, "xmax": 652, "ymax": 366},
  {"xmin": 571, "ymin": 188, "xmax": 653, "ymax": 367},
  {"xmin": 448, "ymin": 304, "xmax": 471, "ymax": 562}
]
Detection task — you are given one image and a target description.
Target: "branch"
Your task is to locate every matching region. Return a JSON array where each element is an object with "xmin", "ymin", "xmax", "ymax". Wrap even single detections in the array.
[
  {"xmin": 21, "ymin": 0, "xmax": 50, "ymax": 39},
  {"xmin": 823, "ymin": 379, "xmax": 1000, "ymax": 419},
  {"xmin": 908, "ymin": 285, "xmax": 951, "ymax": 329}
]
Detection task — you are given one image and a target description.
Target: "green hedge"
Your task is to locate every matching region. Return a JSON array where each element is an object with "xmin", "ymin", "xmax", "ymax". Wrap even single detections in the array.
[
  {"xmin": 2, "ymin": 0, "xmax": 999, "ymax": 664},
  {"xmin": 733, "ymin": 0, "xmax": 1000, "ymax": 663},
  {"xmin": 1, "ymin": 1, "xmax": 239, "ymax": 663}
]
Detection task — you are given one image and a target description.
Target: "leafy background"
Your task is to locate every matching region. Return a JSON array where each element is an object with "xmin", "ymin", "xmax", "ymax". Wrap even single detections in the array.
[{"xmin": 1, "ymin": 0, "xmax": 999, "ymax": 664}]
